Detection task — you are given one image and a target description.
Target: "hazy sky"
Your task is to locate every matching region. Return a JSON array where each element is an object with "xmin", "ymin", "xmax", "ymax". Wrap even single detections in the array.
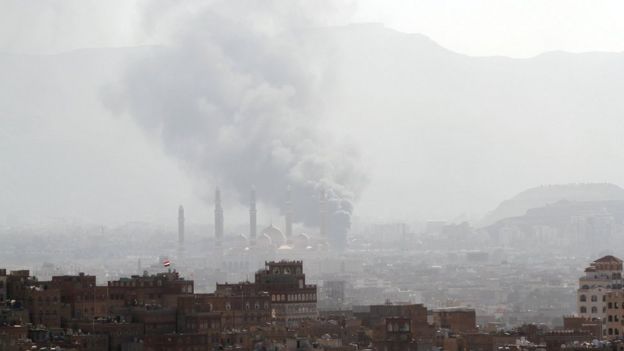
[
  {"xmin": 1, "ymin": 0, "xmax": 623, "ymax": 57},
  {"xmin": 1, "ymin": 1, "xmax": 624, "ymax": 228}
]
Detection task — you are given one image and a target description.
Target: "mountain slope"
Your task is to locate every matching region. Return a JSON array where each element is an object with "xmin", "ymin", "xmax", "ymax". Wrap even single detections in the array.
[{"xmin": 480, "ymin": 183, "xmax": 624, "ymax": 226}]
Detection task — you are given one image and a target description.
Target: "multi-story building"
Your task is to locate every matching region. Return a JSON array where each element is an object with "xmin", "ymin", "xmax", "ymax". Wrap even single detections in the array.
[
  {"xmin": 25, "ymin": 285, "xmax": 64, "ymax": 328},
  {"xmin": 254, "ymin": 260, "xmax": 318, "ymax": 326},
  {"xmin": 432, "ymin": 307, "xmax": 477, "ymax": 333},
  {"xmin": 604, "ymin": 290, "xmax": 624, "ymax": 339},
  {"xmin": 108, "ymin": 271, "xmax": 194, "ymax": 309},
  {"xmin": 177, "ymin": 289, "xmax": 270, "ymax": 331},
  {"xmin": 355, "ymin": 303, "xmax": 428, "ymax": 329},
  {"xmin": 48, "ymin": 273, "xmax": 109, "ymax": 322},
  {"xmin": 577, "ymin": 255, "xmax": 623, "ymax": 324},
  {"xmin": 373, "ymin": 316, "xmax": 419, "ymax": 351}
]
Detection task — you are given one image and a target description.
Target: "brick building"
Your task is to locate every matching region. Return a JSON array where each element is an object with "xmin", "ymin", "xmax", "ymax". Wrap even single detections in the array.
[
  {"xmin": 48, "ymin": 273, "xmax": 109, "ymax": 322},
  {"xmin": 432, "ymin": 307, "xmax": 477, "ymax": 333},
  {"xmin": 605, "ymin": 290, "xmax": 624, "ymax": 339},
  {"xmin": 178, "ymin": 290, "xmax": 270, "ymax": 330},
  {"xmin": 254, "ymin": 260, "xmax": 318, "ymax": 325},
  {"xmin": 372, "ymin": 316, "xmax": 419, "ymax": 351},
  {"xmin": 108, "ymin": 271, "xmax": 194, "ymax": 309}
]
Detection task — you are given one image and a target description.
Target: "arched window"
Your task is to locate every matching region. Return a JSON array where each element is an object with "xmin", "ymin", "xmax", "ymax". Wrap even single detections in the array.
[
  {"xmin": 580, "ymin": 306, "xmax": 587, "ymax": 313},
  {"xmin": 580, "ymin": 295, "xmax": 587, "ymax": 302},
  {"xmin": 592, "ymin": 295, "xmax": 598, "ymax": 302},
  {"xmin": 592, "ymin": 306, "xmax": 598, "ymax": 313}
]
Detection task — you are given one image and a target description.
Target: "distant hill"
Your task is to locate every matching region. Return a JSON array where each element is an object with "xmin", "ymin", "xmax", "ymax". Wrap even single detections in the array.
[
  {"xmin": 480, "ymin": 183, "xmax": 624, "ymax": 226},
  {"xmin": 3, "ymin": 24, "xmax": 624, "ymax": 222}
]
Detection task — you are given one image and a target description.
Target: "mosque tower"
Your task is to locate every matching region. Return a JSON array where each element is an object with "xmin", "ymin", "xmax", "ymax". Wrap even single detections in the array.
[
  {"xmin": 319, "ymin": 189, "xmax": 327, "ymax": 238},
  {"xmin": 250, "ymin": 187, "xmax": 257, "ymax": 243},
  {"xmin": 215, "ymin": 187, "xmax": 224, "ymax": 246},
  {"xmin": 285, "ymin": 186, "xmax": 293, "ymax": 238},
  {"xmin": 178, "ymin": 205, "xmax": 185, "ymax": 246}
]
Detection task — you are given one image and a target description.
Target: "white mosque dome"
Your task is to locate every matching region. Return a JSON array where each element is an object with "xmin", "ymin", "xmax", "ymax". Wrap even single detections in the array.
[
  {"xmin": 259, "ymin": 233, "xmax": 273, "ymax": 246},
  {"xmin": 261, "ymin": 224, "xmax": 287, "ymax": 246},
  {"xmin": 291, "ymin": 232, "xmax": 310, "ymax": 248}
]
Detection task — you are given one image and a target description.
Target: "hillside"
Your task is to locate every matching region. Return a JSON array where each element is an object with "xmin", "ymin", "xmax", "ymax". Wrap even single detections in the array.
[
  {"xmin": 3, "ymin": 24, "xmax": 624, "ymax": 222},
  {"xmin": 480, "ymin": 183, "xmax": 624, "ymax": 226}
]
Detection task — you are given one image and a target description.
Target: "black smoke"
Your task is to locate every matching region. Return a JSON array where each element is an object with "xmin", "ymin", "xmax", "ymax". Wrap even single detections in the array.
[{"xmin": 105, "ymin": 0, "xmax": 365, "ymax": 249}]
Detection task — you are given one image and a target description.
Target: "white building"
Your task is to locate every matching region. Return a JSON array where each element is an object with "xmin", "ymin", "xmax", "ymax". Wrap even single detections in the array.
[{"xmin": 577, "ymin": 255, "xmax": 623, "ymax": 326}]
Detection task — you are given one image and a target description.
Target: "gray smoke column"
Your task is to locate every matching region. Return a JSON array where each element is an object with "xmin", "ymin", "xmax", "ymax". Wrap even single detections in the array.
[{"xmin": 105, "ymin": 1, "xmax": 365, "ymax": 248}]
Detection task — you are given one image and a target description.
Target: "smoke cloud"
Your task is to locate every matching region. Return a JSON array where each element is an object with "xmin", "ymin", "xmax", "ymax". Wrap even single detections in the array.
[{"xmin": 105, "ymin": 0, "xmax": 365, "ymax": 248}]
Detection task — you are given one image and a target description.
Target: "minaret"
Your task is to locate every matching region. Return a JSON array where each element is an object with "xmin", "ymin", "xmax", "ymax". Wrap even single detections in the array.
[
  {"xmin": 319, "ymin": 189, "xmax": 327, "ymax": 238},
  {"xmin": 215, "ymin": 187, "xmax": 224, "ymax": 246},
  {"xmin": 249, "ymin": 187, "xmax": 257, "ymax": 243},
  {"xmin": 178, "ymin": 205, "xmax": 185, "ymax": 246},
  {"xmin": 285, "ymin": 186, "xmax": 293, "ymax": 238}
]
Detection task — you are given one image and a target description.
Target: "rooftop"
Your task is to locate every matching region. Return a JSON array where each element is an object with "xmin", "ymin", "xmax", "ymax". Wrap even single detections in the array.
[{"xmin": 593, "ymin": 255, "xmax": 622, "ymax": 263}]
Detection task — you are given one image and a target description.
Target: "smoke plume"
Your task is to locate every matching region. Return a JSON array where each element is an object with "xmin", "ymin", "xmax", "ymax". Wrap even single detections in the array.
[{"xmin": 106, "ymin": 0, "xmax": 365, "ymax": 248}]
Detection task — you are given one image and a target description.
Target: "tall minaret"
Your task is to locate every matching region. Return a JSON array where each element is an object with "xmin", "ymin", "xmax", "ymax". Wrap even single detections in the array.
[
  {"xmin": 215, "ymin": 187, "xmax": 224, "ymax": 245},
  {"xmin": 249, "ymin": 187, "xmax": 257, "ymax": 243},
  {"xmin": 178, "ymin": 205, "xmax": 185, "ymax": 246},
  {"xmin": 319, "ymin": 189, "xmax": 327, "ymax": 238},
  {"xmin": 285, "ymin": 186, "xmax": 293, "ymax": 238}
]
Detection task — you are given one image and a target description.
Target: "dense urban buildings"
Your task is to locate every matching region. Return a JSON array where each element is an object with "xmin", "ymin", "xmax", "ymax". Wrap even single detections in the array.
[{"xmin": 2, "ymin": 256, "xmax": 624, "ymax": 351}]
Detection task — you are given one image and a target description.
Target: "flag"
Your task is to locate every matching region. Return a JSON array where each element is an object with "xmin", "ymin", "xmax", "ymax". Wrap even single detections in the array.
[{"xmin": 163, "ymin": 259, "xmax": 171, "ymax": 267}]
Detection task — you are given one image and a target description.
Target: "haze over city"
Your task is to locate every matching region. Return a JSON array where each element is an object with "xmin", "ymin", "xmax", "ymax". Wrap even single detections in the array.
[
  {"xmin": 2, "ymin": 0, "xmax": 624, "ymax": 226},
  {"xmin": 3, "ymin": 2, "xmax": 624, "ymax": 351}
]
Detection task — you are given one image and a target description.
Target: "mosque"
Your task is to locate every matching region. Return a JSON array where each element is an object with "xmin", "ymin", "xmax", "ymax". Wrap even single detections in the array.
[
  {"xmin": 177, "ymin": 186, "xmax": 331, "ymax": 264},
  {"xmin": 172, "ymin": 187, "xmax": 335, "ymax": 290}
]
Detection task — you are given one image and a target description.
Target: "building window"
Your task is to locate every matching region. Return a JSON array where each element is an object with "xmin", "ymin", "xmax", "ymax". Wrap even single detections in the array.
[
  {"xmin": 592, "ymin": 295, "xmax": 598, "ymax": 302},
  {"xmin": 580, "ymin": 307, "xmax": 587, "ymax": 313},
  {"xmin": 609, "ymin": 303, "xmax": 613, "ymax": 309},
  {"xmin": 580, "ymin": 295, "xmax": 587, "ymax": 302},
  {"xmin": 592, "ymin": 307, "xmax": 598, "ymax": 313}
]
